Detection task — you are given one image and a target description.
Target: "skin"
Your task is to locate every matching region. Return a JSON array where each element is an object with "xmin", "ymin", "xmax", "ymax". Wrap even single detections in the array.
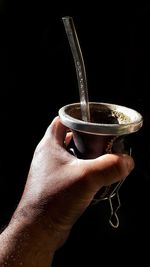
[{"xmin": 0, "ymin": 116, "xmax": 134, "ymax": 267}]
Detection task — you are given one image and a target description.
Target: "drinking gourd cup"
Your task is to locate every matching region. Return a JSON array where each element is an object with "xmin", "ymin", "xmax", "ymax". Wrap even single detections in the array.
[{"xmin": 59, "ymin": 102, "xmax": 143, "ymax": 227}]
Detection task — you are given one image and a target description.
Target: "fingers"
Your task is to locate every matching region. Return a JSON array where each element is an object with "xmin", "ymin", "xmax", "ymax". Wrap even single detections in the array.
[
  {"xmin": 65, "ymin": 131, "xmax": 73, "ymax": 146},
  {"xmin": 45, "ymin": 116, "xmax": 69, "ymax": 146},
  {"xmin": 82, "ymin": 153, "xmax": 134, "ymax": 190},
  {"xmin": 44, "ymin": 117, "xmax": 134, "ymax": 191}
]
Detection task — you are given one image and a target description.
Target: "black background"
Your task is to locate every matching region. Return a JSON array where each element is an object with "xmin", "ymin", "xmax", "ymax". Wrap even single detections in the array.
[{"xmin": 0, "ymin": 1, "xmax": 150, "ymax": 266}]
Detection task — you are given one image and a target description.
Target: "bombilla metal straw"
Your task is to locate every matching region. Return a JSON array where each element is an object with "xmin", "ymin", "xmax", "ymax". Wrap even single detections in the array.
[{"xmin": 62, "ymin": 16, "xmax": 90, "ymax": 122}]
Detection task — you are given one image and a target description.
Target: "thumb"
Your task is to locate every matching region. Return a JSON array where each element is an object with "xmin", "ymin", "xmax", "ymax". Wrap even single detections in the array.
[{"xmin": 82, "ymin": 153, "xmax": 134, "ymax": 191}]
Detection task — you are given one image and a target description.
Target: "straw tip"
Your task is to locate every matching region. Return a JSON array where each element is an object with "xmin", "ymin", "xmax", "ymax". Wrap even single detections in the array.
[{"xmin": 62, "ymin": 16, "xmax": 73, "ymax": 21}]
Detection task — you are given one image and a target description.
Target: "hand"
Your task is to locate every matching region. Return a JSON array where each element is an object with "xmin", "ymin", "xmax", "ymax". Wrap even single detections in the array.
[
  {"xmin": 0, "ymin": 116, "xmax": 134, "ymax": 267},
  {"xmin": 13, "ymin": 116, "xmax": 134, "ymax": 247}
]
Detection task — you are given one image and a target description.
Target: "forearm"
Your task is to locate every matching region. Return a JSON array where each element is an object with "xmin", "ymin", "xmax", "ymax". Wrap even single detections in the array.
[{"xmin": 0, "ymin": 206, "xmax": 63, "ymax": 267}]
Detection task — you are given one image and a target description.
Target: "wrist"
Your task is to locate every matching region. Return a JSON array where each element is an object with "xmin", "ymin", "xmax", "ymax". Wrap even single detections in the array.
[
  {"xmin": 0, "ymin": 211, "xmax": 55, "ymax": 267},
  {"xmin": 10, "ymin": 203, "xmax": 70, "ymax": 250}
]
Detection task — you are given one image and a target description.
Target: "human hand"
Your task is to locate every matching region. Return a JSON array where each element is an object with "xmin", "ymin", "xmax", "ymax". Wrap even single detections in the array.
[{"xmin": 13, "ymin": 116, "xmax": 134, "ymax": 249}]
